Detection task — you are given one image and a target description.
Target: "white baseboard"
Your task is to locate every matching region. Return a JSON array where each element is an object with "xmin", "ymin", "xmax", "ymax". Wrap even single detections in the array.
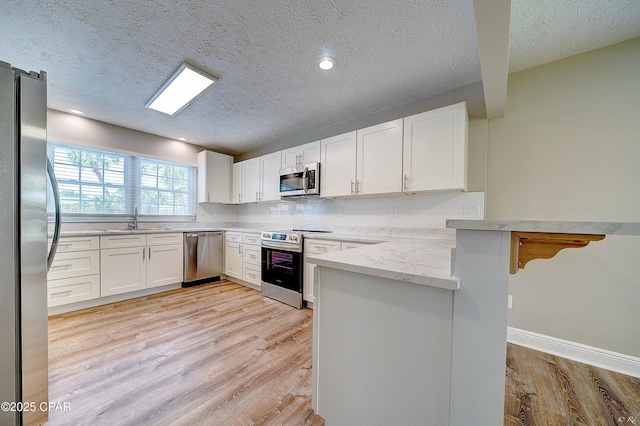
[{"xmin": 507, "ymin": 327, "xmax": 640, "ymax": 378}]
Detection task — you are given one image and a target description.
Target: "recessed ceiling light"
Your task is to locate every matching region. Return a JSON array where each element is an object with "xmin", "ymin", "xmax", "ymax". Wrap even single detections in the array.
[
  {"xmin": 69, "ymin": 109, "xmax": 84, "ymax": 115},
  {"xmin": 319, "ymin": 57, "xmax": 337, "ymax": 71},
  {"xmin": 177, "ymin": 137, "xmax": 187, "ymax": 141},
  {"xmin": 146, "ymin": 62, "xmax": 218, "ymax": 116}
]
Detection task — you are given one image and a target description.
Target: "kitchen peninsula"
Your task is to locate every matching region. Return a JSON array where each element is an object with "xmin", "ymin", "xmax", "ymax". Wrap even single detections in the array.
[{"xmin": 308, "ymin": 220, "xmax": 640, "ymax": 425}]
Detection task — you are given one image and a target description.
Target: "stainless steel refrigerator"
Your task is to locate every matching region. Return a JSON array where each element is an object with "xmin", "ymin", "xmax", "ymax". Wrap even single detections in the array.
[{"xmin": 0, "ymin": 61, "xmax": 60, "ymax": 426}]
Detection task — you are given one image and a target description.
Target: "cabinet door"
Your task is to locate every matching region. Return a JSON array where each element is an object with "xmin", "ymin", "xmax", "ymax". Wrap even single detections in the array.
[
  {"xmin": 303, "ymin": 256, "xmax": 315, "ymax": 303},
  {"xmin": 300, "ymin": 140, "xmax": 321, "ymax": 164},
  {"xmin": 320, "ymin": 131, "xmax": 357, "ymax": 197},
  {"xmin": 224, "ymin": 242, "xmax": 243, "ymax": 279},
  {"xmin": 260, "ymin": 151, "xmax": 282, "ymax": 201},
  {"xmin": 356, "ymin": 119, "xmax": 403, "ymax": 195},
  {"xmin": 101, "ymin": 247, "xmax": 147, "ymax": 296},
  {"xmin": 403, "ymin": 102, "xmax": 468, "ymax": 192},
  {"xmin": 242, "ymin": 158, "xmax": 261, "ymax": 203},
  {"xmin": 281, "ymin": 146, "xmax": 300, "ymax": 168},
  {"xmin": 197, "ymin": 150, "xmax": 232, "ymax": 203},
  {"xmin": 147, "ymin": 244, "xmax": 184, "ymax": 288},
  {"xmin": 232, "ymin": 162, "xmax": 243, "ymax": 203}
]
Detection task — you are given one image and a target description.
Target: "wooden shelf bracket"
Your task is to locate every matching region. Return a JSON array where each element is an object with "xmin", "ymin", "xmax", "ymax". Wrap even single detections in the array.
[{"xmin": 509, "ymin": 232, "xmax": 605, "ymax": 274}]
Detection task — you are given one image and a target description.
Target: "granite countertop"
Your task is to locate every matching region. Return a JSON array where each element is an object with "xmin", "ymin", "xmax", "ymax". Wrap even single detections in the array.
[
  {"xmin": 307, "ymin": 238, "xmax": 459, "ymax": 291},
  {"xmin": 446, "ymin": 220, "xmax": 640, "ymax": 236}
]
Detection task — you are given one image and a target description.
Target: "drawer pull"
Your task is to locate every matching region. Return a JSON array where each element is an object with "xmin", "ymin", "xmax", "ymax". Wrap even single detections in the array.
[
  {"xmin": 50, "ymin": 290, "xmax": 72, "ymax": 296},
  {"xmin": 52, "ymin": 263, "xmax": 73, "ymax": 269}
]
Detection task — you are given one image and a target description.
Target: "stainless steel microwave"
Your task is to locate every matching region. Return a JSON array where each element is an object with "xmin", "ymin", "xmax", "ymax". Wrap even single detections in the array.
[{"xmin": 279, "ymin": 162, "xmax": 320, "ymax": 197}]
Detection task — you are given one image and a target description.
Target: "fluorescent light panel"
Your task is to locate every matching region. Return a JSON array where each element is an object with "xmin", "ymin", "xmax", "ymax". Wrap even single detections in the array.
[{"xmin": 146, "ymin": 62, "xmax": 217, "ymax": 116}]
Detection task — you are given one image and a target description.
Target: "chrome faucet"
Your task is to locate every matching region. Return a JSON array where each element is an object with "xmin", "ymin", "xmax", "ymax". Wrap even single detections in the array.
[{"xmin": 128, "ymin": 205, "xmax": 139, "ymax": 230}]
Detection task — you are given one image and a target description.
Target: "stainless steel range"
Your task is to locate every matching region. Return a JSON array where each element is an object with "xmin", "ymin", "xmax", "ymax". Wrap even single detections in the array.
[{"xmin": 261, "ymin": 229, "xmax": 330, "ymax": 309}]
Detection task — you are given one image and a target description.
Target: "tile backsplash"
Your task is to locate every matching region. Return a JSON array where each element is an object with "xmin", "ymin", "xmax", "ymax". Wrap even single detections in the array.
[{"xmin": 201, "ymin": 191, "xmax": 485, "ymax": 230}]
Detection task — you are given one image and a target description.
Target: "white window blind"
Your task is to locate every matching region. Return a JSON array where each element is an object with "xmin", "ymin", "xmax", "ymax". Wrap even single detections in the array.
[{"xmin": 47, "ymin": 143, "xmax": 196, "ymax": 221}]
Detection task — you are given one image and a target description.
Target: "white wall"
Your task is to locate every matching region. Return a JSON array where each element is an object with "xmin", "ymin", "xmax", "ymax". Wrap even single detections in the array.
[
  {"xmin": 47, "ymin": 109, "xmax": 205, "ymax": 165},
  {"xmin": 486, "ymin": 38, "xmax": 640, "ymax": 356}
]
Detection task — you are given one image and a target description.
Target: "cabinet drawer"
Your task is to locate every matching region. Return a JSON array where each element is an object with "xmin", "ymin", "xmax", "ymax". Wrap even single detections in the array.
[
  {"xmin": 341, "ymin": 242, "xmax": 372, "ymax": 250},
  {"xmin": 304, "ymin": 239, "xmax": 341, "ymax": 254},
  {"xmin": 53, "ymin": 236, "xmax": 100, "ymax": 252},
  {"xmin": 225, "ymin": 232, "xmax": 242, "ymax": 243},
  {"xmin": 243, "ymin": 245, "xmax": 261, "ymax": 266},
  {"xmin": 100, "ymin": 234, "xmax": 146, "ymax": 249},
  {"xmin": 47, "ymin": 274, "xmax": 100, "ymax": 307},
  {"xmin": 146, "ymin": 233, "xmax": 182, "ymax": 246},
  {"xmin": 48, "ymin": 250, "xmax": 100, "ymax": 280},
  {"xmin": 243, "ymin": 265, "xmax": 261, "ymax": 285},
  {"xmin": 242, "ymin": 233, "xmax": 261, "ymax": 246}
]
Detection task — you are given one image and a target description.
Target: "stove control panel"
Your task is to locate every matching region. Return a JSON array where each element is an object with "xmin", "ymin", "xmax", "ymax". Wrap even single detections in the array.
[{"xmin": 261, "ymin": 231, "xmax": 302, "ymax": 242}]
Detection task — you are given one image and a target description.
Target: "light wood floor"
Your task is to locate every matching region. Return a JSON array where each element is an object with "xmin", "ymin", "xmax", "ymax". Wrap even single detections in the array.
[
  {"xmin": 47, "ymin": 280, "xmax": 323, "ymax": 425},
  {"xmin": 505, "ymin": 343, "xmax": 640, "ymax": 425},
  {"xmin": 47, "ymin": 281, "xmax": 640, "ymax": 425}
]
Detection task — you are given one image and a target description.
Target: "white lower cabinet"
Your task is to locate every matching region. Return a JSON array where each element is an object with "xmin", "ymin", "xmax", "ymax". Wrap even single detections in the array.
[
  {"xmin": 224, "ymin": 231, "xmax": 261, "ymax": 286},
  {"xmin": 47, "ymin": 236, "xmax": 100, "ymax": 307},
  {"xmin": 101, "ymin": 246, "xmax": 147, "ymax": 296},
  {"xmin": 303, "ymin": 239, "xmax": 375, "ymax": 304},
  {"xmin": 100, "ymin": 233, "xmax": 183, "ymax": 297},
  {"xmin": 224, "ymin": 241, "xmax": 243, "ymax": 280}
]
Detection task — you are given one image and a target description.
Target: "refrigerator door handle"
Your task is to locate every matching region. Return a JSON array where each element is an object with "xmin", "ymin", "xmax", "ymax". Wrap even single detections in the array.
[{"xmin": 47, "ymin": 157, "xmax": 61, "ymax": 272}]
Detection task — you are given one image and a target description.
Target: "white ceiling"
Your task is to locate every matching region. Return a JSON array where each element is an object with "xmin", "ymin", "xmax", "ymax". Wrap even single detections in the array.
[{"xmin": 1, "ymin": 0, "xmax": 638, "ymax": 155}]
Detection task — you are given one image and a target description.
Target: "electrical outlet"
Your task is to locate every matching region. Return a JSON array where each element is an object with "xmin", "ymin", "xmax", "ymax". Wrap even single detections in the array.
[
  {"xmin": 463, "ymin": 205, "xmax": 481, "ymax": 218},
  {"xmin": 508, "ymin": 295, "xmax": 513, "ymax": 310}
]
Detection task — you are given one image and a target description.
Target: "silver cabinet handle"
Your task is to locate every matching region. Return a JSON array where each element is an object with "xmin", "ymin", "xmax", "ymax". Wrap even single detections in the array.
[
  {"xmin": 351, "ymin": 180, "xmax": 354, "ymax": 194},
  {"xmin": 149, "ymin": 247, "xmax": 151, "ymax": 259},
  {"xmin": 239, "ymin": 193, "xmax": 242, "ymax": 202},
  {"xmin": 404, "ymin": 175, "xmax": 409, "ymax": 191},
  {"xmin": 355, "ymin": 180, "xmax": 360, "ymax": 194},
  {"xmin": 143, "ymin": 247, "xmax": 145, "ymax": 261},
  {"xmin": 207, "ymin": 192, "xmax": 210, "ymax": 202},
  {"xmin": 238, "ymin": 245, "xmax": 241, "ymax": 254}
]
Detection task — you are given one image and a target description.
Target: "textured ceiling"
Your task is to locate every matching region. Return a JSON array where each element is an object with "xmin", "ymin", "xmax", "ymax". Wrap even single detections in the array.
[
  {"xmin": 509, "ymin": 0, "xmax": 640, "ymax": 73},
  {"xmin": 1, "ymin": 0, "xmax": 638, "ymax": 155}
]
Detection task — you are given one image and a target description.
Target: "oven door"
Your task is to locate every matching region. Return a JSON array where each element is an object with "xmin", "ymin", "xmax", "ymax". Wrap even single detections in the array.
[{"xmin": 261, "ymin": 245, "xmax": 303, "ymax": 292}]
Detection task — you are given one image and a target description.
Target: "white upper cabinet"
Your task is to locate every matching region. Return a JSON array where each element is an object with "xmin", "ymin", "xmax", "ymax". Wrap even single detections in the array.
[
  {"xmin": 320, "ymin": 131, "xmax": 357, "ymax": 197},
  {"xmin": 259, "ymin": 151, "xmax": 282, "ymax": 202},
  {"xmin": 403, "ymin": 102, "xmax": 468, "ymax": 192},
  {"xmin": 282, "ymin": 140, "xmax": 321, "ymax": 168},
  {"xmin": 241, "ymin": 157, "xmax": 261, "ymax": 203},
  {"xmin": 356, "ymin": 119, "xmax": 403, "ymax": 195},
  {"xmin": 232, "ymin": 162, "xmax": 243, "ymax": 203},
  {"xmin": 197, "ymin": 150, "xmax": 233, "ymax": 203}
]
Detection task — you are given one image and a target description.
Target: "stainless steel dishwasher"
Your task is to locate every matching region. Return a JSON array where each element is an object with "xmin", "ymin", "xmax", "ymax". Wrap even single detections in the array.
[{"xmin": 183, "ymin": 231, "xmax": 223, "ymax": 287}]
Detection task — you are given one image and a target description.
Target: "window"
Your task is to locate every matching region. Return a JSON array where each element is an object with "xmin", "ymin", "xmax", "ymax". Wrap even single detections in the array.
[{"xmin": 48, "ymin": 143, "xmax": 196, "ymax": 221}]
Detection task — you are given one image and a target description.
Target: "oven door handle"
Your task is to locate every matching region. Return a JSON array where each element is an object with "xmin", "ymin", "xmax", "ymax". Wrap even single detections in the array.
[{"xmin": 261, "ymin": 240, "xmax": 303, "ymax": 253}]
